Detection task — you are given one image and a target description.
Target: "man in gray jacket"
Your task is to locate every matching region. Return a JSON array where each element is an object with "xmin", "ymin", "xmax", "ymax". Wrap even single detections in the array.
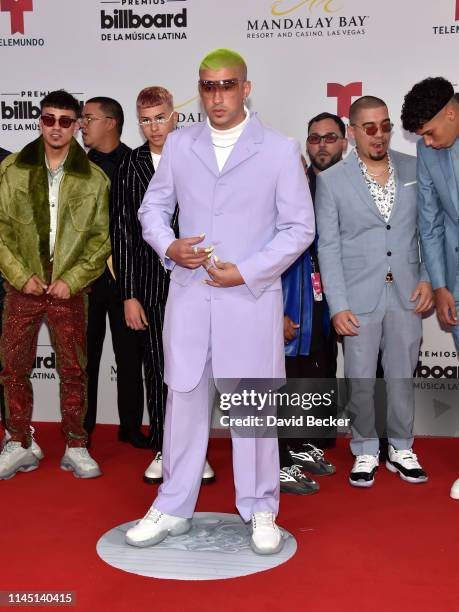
[{"xmin": 316, "ymin": 96, "xmax": 433, "ymax": 487}]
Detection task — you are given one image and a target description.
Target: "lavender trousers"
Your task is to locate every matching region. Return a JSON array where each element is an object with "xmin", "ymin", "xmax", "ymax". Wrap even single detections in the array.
[{"xmin": 153, "ymin": 344, "xmax": 280, "ymax": 522}]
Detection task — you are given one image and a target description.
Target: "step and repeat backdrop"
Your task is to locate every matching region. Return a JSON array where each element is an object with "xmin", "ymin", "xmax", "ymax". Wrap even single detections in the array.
[{"xmin": 1, "ymin": 0, "xmax": 458, "ymax": 429}]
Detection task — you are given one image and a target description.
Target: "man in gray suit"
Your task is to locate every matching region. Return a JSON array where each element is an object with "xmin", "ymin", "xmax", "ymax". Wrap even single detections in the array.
[
  {"xmin": 316, "ymin": 96, "xmax": 433, "ymax": 487},
  {"xmin": 401, "ymin": 77, "xmax": 459, "ymax": 500}
]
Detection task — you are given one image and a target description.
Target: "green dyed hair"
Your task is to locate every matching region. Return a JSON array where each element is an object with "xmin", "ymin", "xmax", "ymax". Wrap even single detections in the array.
[{"xmin": 199, "ymin": 48, "xmax": 247, "ymax": 80}]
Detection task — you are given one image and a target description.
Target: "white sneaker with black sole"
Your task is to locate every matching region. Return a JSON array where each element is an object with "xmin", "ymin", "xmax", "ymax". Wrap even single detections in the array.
[
  {"xmin": 0, "ymin": 441, "xmax": 39, "ymax": 480},
  {"xmin": 144, "ymin": 452, "xmax": 216, "ymax": 485},
  {"xmin": 126, "ymin": 507, "xmax": 191, "ymax": 547},
  {"xmin": 60, "ymin": 447, "xmax": 101, "ymax": 479},
  {"xmin": 385, "ymin": 445, "xmax": 428, "ymax": 483},
  {"xmin": 250, "ymin": 512, "xmax": 284, "ymax": 555},
  {"xmin": 349, "ymin": 453, "xmax": 379, "ymax": 487},
  {"xmin": 2, "ymin": 426, "xmax": 44, "ymax": 461}
]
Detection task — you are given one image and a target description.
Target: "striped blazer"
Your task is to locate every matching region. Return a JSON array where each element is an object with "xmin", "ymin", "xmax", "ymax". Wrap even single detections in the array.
[{"xmin": 110, "ymin": 141, "xmax": 177, "ymax": 307}]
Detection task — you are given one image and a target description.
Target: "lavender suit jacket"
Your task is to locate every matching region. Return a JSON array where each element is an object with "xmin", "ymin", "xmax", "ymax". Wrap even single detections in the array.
[{"xmin": 139, "ymin": 114, "xmax": 314, "ymax": 392}]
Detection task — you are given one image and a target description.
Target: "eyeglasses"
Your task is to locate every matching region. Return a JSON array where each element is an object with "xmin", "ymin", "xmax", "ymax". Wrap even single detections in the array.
[
  {"xmin": 41, "ymin": 114, "xmax": 78, "ymax": 129},
  {"xmin": 351, "ymin": 120, "xmax": 393, "ymax": 136},
  {"xmin": 307, "ymin": 132, "xmax": 342, "ymax": 145},
  {"xmin": 138, "ymin": 110, "xmax": 174, "ymax": 127},
  {"xmin": 198, "ymin": 79, "xmax": 241, "ymax": 95},
  {"xmin": 79, "ymin": 115, "xmax": 113, "ymax": 126}
]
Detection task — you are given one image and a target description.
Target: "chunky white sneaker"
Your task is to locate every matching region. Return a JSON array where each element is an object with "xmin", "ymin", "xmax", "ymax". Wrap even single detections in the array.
[
  {"xmin": 60, "ymin": 447, "xmax": 101, "ymax": 479},
  {"xmin": 143, "ymin": 451, "xmax": 163, "ymax": 484},
  {"xmin": 144, "ymin": 453, "xmax": 216, "ymax": 485},
  {"xmin": 349, "ymin": 453, "xmax": 379, "ymax": 487},
  {"xmin": 450, "ymin": 478, "xmax": 459, "ymax": 500},
  {"xmin": 29, "ymin": 426, "xmax": 44, "ymax": 460},
  {"xmin": 0, "ymin": 441, "xmax": 39, "ymax": 480},
  {"xmin": 386, "ymin": 445, "xmax": 428, "ymax": 483},
  {"xmin": 250, "ymin": 512, "xmax": 284, "ymax": 555},
  {"xmin": 125, "ymin": 507, "xmax": 191, "ymax": 547},
  {"xmin": 2, "ymin": 427, "xmax": 44, "ymax": 460},
  {"xmin": 202, "ymin": 459, "xmax": 215, "ymax": 484}
]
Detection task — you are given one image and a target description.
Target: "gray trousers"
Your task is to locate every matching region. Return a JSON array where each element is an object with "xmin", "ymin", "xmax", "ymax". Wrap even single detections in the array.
[
  {"xmin": 153, "ymin": 343, "xmax": 280, "ymax": 522},
  {"xmin": 344, "ymin": 284, "xmax": 422, "ymax": 456}
]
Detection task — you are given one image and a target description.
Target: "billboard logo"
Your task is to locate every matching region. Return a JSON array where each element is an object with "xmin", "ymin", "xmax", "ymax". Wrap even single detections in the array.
[
  {"xmin": 327, "ymin": 82, "xmax": 362, "ymax": 119},
  {"xmin": 0, "ymin": 0, "xmax": 32, "ymax": 35}
]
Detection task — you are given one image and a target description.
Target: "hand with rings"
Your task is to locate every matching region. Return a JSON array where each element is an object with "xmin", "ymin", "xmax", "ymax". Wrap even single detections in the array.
[{"xmin": 165, "ymin": 234, "xmax": 214, "ymax": 269}]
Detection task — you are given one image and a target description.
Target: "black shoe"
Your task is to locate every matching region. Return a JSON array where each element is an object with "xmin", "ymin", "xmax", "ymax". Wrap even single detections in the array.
[
  {"xmin": 289, "ymin": 443, "xmax": 336, "ymax": 476},
  {"xmin": 280, "ymin": 465, "xmax": 320, "ymax": 495},
  {"xmin": 118, "ymin": 429, "xmax": 150, "ymax": 449}
]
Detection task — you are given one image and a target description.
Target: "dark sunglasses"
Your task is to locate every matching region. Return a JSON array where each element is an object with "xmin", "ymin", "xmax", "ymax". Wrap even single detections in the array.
[
  {"xmin": 41, "ymin": 114, "xmax": 78, "ymax": 129},
  {"xmin": 198, "ymin": 79, "xmax": 240, "ymax": 94},
  {"xmin": 307, "ymin": 132, "xmax": 341, "ymax": 145},
  {"xmin": 352, "ymin": 121, "xmax": 393, "ymax": 136}
]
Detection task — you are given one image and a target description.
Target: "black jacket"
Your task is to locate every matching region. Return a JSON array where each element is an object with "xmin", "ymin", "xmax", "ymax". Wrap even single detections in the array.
[{"xmin": 110, "ymin": 141, "xmax": 178, "ymax": 307}]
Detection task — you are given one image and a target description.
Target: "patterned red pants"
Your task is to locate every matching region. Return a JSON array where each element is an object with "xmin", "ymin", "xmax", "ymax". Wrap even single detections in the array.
[{"xmin": 0, "ymin": 286, "xmax": 88, "ymax": 448}]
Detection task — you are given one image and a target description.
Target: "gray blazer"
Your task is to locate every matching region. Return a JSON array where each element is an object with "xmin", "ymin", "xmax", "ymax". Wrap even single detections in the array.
[
  {"xmin": 316, "ymin": 149, "xmax": 429, "ymax": 317},
  {"xmin": 417, "ymin": 139, "xmax": 459, "ymax": 293}
]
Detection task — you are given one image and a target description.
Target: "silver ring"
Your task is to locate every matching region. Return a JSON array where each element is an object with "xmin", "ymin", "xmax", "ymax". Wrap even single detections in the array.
[{"xmin": 193, "ymin": 246, "xmax": 198, "ymax": 254}]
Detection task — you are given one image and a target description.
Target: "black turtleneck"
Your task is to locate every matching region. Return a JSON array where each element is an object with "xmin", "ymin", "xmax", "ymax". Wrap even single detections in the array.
[{"xmin": 87, "ymin": 142, "xmax": 131, "ymax": 181}]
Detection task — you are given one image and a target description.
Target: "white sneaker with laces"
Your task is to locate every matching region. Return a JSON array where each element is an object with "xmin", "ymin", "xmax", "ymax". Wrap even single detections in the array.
[
  {"xmin": 250, "ymin": 512, "xmax": 284, "ymax": 555},
  {"xmin": 144, "ymin": 453, "xmax": 216, "ymax": 485},
  {"xmin": 349, "ymin": 453, "xmax": 379, "ymax": 487},
  {"xmin": 0, "ymin": 441, "xmax": 39, "ymax": 480},
  {"xmin": 143, "ymin": 451, "xmax": 163, "ymax": 483},
  {"xmin": 2, "ymin": 427, "xmax": 44, "ymax": 461},
  {"xmin": 450, "ymin": 478, "xmax": 459, "ymax": 500},
  {"xmin": 385, "ymin": 445, "xmax": 428, "ymax": 483},
  {"xmin": 125, "ymin": 507, "xmax": 191, "ymax": 547},
  {"xmin": 60, "ymin": 446, "xmax": 101, "ymax": 479}
]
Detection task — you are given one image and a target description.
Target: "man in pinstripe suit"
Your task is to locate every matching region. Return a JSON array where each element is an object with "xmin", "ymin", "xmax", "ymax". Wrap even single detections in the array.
[{"xmin": 110, "ymin": 87, "xmax": 214, "ymax": 483}]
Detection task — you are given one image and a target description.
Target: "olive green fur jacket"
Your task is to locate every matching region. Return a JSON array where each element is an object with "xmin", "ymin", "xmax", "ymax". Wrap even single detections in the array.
[{"xmin": 0, "ymin": 137, "xmax": 110, "ymax": 294}]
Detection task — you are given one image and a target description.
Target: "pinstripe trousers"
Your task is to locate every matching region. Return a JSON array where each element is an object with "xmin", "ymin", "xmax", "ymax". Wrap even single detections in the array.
[{"xmin": 144, "ymin": 302, "xmax": 167, "ymax": 451}]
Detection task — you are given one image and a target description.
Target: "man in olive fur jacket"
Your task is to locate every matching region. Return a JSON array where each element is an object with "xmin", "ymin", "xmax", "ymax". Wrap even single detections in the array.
[{"xmin": 0, "ymin": 91, "xmax": 110, "ymax": 481}]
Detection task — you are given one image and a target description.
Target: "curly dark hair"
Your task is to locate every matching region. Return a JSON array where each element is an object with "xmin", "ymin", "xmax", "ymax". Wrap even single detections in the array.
[{"xmin": 401, "ymin": 77, "xmax": 454, "ymax": 133}]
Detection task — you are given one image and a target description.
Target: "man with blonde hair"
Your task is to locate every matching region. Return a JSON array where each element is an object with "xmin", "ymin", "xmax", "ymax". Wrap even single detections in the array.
[{"xmin": 110, "ymin": 86, "xmax": 214, "ymax": 484}]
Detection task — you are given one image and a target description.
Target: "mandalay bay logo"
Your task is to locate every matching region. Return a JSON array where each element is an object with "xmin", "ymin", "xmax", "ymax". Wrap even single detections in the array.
[{"xmin": 247, "ymin": 0, "xmax": 369, "ymax": 40}]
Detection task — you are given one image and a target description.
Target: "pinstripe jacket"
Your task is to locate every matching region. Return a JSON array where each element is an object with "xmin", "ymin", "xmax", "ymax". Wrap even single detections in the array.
[{"xmin": 110, "ymin": 141, "xmax": 177, "ymax": 308}]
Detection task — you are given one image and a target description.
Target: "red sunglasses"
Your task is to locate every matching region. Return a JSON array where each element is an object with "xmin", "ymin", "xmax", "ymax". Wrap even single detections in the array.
[
  {"xmin": 41, "ymin": 114, "xmax": 78, "ymax": 129},
  {"xmin": 352, "ymin": 121, "xmax": 393, "ymax": 136}
]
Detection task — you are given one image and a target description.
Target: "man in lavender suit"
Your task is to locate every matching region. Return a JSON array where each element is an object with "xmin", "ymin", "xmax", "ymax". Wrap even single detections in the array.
[{"xmin": 127, "ymin": 49, "xmax": 314, "ymax": 555}]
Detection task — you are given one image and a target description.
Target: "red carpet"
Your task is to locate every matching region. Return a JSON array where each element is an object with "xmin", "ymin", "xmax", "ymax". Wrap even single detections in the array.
[{"xmin": 1, "ymin": 424, "xmax": 458, "ymax": 612}]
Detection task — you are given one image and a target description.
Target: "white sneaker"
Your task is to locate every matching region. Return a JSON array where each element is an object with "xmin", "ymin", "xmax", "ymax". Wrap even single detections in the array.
[
  {"xmin": 125, "ymin": 506, "xmax": 191, "ymax": 547},
  {"xmin": 385, "ymin": 445, "xmax": 428, "ymax": 483},
  {"xmin": 202, "ymin": 459, "xmax": 215, "ymax": 484},
  {"xmin": 143, "ymin": 451, "xmax": 163, "ymax": 484},
  {"xmin": 450, "ymin": 478, "xmax": 459, "ymax": 500},
  {"xmin": 2, "ymin": 427, "xmax": 44, "ymax": 460},
  {"xmin": 0, "ymin": 441, "xmax": 39, "ymax": 480},
  {"xmin": 250, "ymin": 512, "xmax": 284, "ymax": 555},
  {"xmin": 60, "ymin": 446, "xmax": 101, "ymax": 479},
  {"xmin": 349, "ymin": 453, "xmax": 379, "ymax": 487},
  {"xmin": 144, "ymin": 453, "xmax": 216, "ymax": 485}
]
